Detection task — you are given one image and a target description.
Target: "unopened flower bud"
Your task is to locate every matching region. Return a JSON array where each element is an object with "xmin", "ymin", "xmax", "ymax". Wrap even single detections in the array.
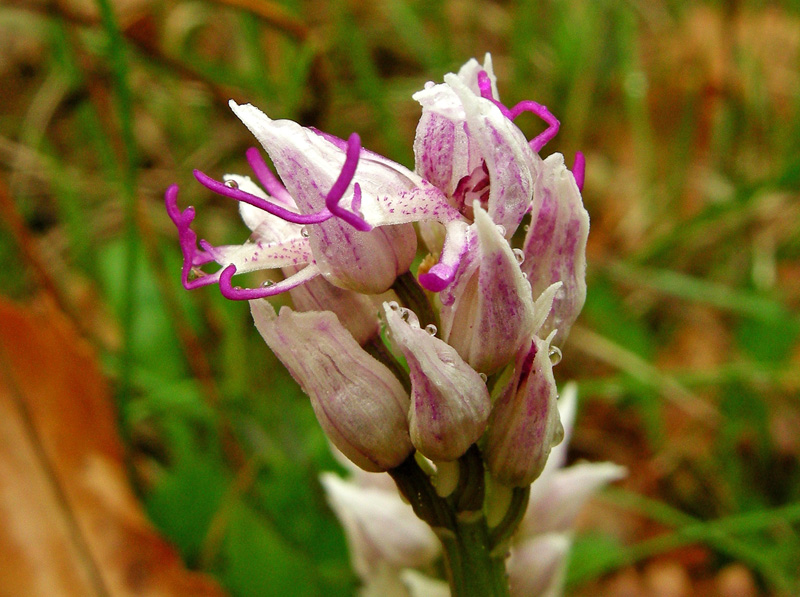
[
  {"xmin": 250, "ymin": 300, "xmax": 412, "ymax": 471},
  {"xmin": 383, "ymin": 302, "xmax": 491, "ymax": 461},
  {"xmin": 485, "ymin": 331, "xmax": 563, "ymax": 486}
]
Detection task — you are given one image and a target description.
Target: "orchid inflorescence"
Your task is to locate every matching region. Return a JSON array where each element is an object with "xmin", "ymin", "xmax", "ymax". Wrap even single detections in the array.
[{"xmin": 166, "ymin": 54, "xmax": 622, "ymax": 597}]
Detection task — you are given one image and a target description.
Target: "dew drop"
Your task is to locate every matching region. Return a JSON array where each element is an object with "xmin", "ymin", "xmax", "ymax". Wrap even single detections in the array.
[
  {"xmin": 548, "ymin": 346, "xmax": 562, "ymax": 366},
  {"xmin": 496, "ymin": 224, "xmax": 507, "ymax": 237},
  {"xmin": 551, "ymin": 420, "xmax": 565, "ymax": 446},
  {"xmin": 521, "ymin": 272, "xmax": 528, "ymax": 280},
  {"xmin": 523, "ymin": 224, "xmax": 530, "ymax": 232},
  {"xmin": 513, "ymin": 248, "xmax": 525, "ymax": 265},
  {"xmin": 400, "ymin": 308, "xmax": 411, "ymax": 322},
  {"xmin": 425, "ymin": 323, "xmax": 437, "ymax": 336},
  {"xmin": 262, "ymin": 280, "xmax": 275, "ymax": 287},
  {"xmin": 301, "ymin": 226, "xmax": 310, "ymax": 238},
  {"xmin": 224, "ymin": 179, "xmax": 239, "ymax": 189},
  {"xmin": 387, "ymin": 301, "xmax": 400, "ymax": 311},
  {"xmin": 479, "ymin": 372, "xmax": 488, "ymax": 382},
  {"xmin": 234, "ymin": 286, "xmax": 242, "ymax": 291}
]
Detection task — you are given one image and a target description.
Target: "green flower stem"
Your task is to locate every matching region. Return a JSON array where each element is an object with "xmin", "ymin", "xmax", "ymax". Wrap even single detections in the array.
[
  {"xmin": 389, "ymin": 449, "xmax": 512, "ymax": 597},
  {"xmin": 440, "ymin": 515, "xmax": 511, "ymax": 597}
]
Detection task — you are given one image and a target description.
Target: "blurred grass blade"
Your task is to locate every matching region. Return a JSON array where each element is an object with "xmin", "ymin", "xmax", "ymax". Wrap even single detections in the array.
[{"xmin": 607, "ymin": 261, "xmax": 796, "ymax": 325}]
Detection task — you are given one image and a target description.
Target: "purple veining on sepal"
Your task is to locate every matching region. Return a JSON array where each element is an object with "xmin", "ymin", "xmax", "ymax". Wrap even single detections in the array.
[
  {"xmin": 165, "ymin": 184, "xmax": 219, "ymax": 291},
  {"xmin": 324, "ymin": 133, "xmax": 372, "ymax": 232},
  {"xmin": 573, "ymin": 151, "xmax": 585, "ymax": 192},
  {"xmin": 476, "ymin": 70, "xmax": 560, "ymax": 153},
  {"xmin": 193, "ymin": 169, "xmax": 330, "ymax": 225},
  {"xmin": 218, "ymin": 262, "xmax": 320, "ymax": 300}
]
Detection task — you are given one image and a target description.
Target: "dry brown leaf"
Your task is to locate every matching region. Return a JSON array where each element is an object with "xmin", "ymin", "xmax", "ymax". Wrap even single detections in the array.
[{"xmin": 0, "ymin": 296, "xmax": 227, "ymax": 597}]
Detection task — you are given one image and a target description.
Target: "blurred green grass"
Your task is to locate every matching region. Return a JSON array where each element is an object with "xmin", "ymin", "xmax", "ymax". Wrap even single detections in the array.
[{"xmin": 1, "ymin": 0, "xmax": 799, "ymax": 595}]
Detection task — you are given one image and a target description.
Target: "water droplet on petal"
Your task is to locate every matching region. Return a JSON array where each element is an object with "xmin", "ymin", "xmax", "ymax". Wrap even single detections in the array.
[
  {"xmin": 425, "ymin": 324, "xmax": 437, "ymax": 336},
  {"xmin": 388, "ymin": 301, "xmax": 400, "ymax": 311},
  {"xmin": 523, "ymin": 224, "xmax": 530, "ymax": 232},
  {"xmin": 513, "ymin": 248, "xmax": 525, "ymax": 265},
  {"xmin": 263, "ymin": 280, "xmax": 275, "ymax": 287},
  {"xmin": 521, "ymin": 272, "xmax": 528, "ymax": 280},
  {"xmin": 233, "ymin": 286, "xmax": 242, "ymax": 291},
  {"xmin": 549, "ymin": 346, "xmax": 562, "ymax": 366},
  {"xmin": 224, "ymin": 179, "xmax": 239, "ymax": 189},
  {"xmin": 551, "ymin": 420, "xmax": 565, "ymax": 446},
  {"xmin": 400, "ymin": 308, "xmax": 411, "ymax": 322},
  {"xmin": 496, "ymin": 224, "xmax": 506, "ymax": 237},
  {"xmin": 479, "ymin": 372, "xmax": 488, "ymax": 382},
  {"xmin": 300, "ymin": 226, "xmax": 310, "ymax": 238}
]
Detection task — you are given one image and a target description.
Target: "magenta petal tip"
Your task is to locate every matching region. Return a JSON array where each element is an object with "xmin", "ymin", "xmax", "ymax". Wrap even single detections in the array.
[
  {"xmin": 573, "ymin": 151, "xmax": 585, "ymax": 192},
  {"xmin": 418, "ymin": 267, "xmax": 454, "ymax": 292}
]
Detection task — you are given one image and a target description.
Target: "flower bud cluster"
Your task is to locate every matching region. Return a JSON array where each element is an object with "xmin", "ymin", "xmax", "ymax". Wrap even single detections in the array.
[{"xmin": 321, "ymin": 386, "xmax": 625, "ymax": 596}]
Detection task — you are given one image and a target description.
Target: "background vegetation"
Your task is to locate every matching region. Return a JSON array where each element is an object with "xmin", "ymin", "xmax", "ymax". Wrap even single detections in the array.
[{"xmin": 1, "ymin": 0, "xmax": 799, "ymax": 595}]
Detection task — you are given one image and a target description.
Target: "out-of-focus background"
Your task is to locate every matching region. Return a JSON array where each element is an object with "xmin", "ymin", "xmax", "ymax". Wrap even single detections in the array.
[{"xmin": 0, "ymin": 0, "xmax": 798, "ymax": 595}]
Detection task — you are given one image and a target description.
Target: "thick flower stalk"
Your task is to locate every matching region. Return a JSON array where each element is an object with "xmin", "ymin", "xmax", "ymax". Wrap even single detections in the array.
[{"xmin": 166, "ymin": 54, "xmax": 615, "ymax": 597}]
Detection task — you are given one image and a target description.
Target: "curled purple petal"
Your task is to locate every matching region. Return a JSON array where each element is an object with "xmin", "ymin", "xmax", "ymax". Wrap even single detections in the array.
[
  {"xmin": 165, "ymin": 184, "xmax": 218, "ymax": 291},
  {"xmin": 218, "ymin": 262, "xmax": 321, "ymax": 300},
  {"xmin": 508, "ymin": 100, "xmax": 560, "ymax": 152},
  {"xmin": 476, "ymin": 69, "xmax": 561, "ymax": 153},
  {"xmin": 477, "ymin": 70, "xmax": 513, "ymax": 119},
  {"xmin": 193, "ymin": 169, "xmax": 331, "ymax": 225},
  {"xmin": 325, "ymin": 133, "xmax": 372, "ymax": 232},
  {"xmin": 245, "ymin": 147, "xmax": 296, "ymax": 207},
  {"xmin": 418, "ymin": 267, "xmax": 454, "ymax": 293}
]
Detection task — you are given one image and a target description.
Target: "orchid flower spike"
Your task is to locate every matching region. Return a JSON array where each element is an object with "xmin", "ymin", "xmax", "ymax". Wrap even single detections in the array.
[{"xmin": 165, "ymin": 54, "xmax": 606, "ymax": 596}]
